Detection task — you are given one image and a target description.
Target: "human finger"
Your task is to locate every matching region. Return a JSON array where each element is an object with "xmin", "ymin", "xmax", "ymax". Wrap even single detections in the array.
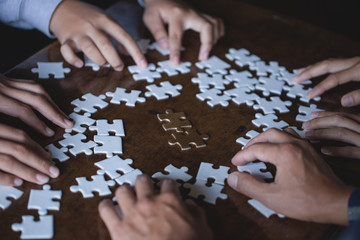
[
  {"xmin": 60, "ymin": 41, "xmax": 84, "ymax": 68},
  {"xmin": 0, "ymin": 169, "xmax": 23, "ymax": 186},
  {"xmin": 0, "ymin": 153, "xmax": 50, "ymax": 185},
  {"xmin": 78, "ymin": 36, "xmax": 107, "ymax": 66},
  {"xmin": 303, "ymin": 114, "xmax": 360, "ymax": 133},
  {"xmin": 311, "ymin": 111, "xmax": 360, "ymax": 122},
  {"xmin": 231, "ymin": 143, "xmax": 282, "ymax": 166},
  {"xmin": 98, "ymin": 199, "xmax": 122, "ymax": 237},
  {"xmin": 244, "ymin": 128, "xmax": 295, "ymax": 148},
  {"xmin": 321, "ymin": 146, "xmax": 360, "ymax": 159},
  {"xmin": 161, "ymin": 179, "xmax": 181, "ymax": 198},
  {"xmin": 283, "ymin": 127, "xmax": 301, "ymax": 138},
  {"xmin": 193, "ymin": 17, "xmax": 213, "ymax": 61},
  {"xmin": 143, "ymin": 12, "xmax": 169, "ymax": 49},
  {"xmin": 102, "ymin": 20, "xmax": 147, "ymax": 69},
  {"xmin": 227, "ymin": 171, "xmax": 271, "ymax": 200},
  {"xmin": 341, "ymin": 89, "xmax": 360, "ymax": 107},
  {"xmin": 168, "ymin": 18, "xmax": 184, "ymax": 65},
  {"xmin": 305, "ymin": 128, "xmax": 360, "ymax": 146},
  {"xmin": 307, "ymin": 65, "xmax": 360, "ymax": 99},
  {"xmin": 293, "ymin": 57, "xmax": 360, "ymax": 83},
  {"xmin": 135, "ymin": 174, "xmax": 154, "ymax": 200},
  {"xmin": 115, "ymin": 185, "xmax": 136, "ymax": 217}
]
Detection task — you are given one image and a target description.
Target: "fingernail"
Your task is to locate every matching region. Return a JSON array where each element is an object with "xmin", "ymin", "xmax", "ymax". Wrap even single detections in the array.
[
  {"xmin": 227, "ymin": 173, "xmax": 238, "ymax": 189},
  {"xmin": 305, "ymin": 130, "xmax": 313, "ymax": 137},
  {"xmin": 199, "ymin": 51, "xmax": 209, "ymax": 61},
  {"xmin": 297, "ymin": 68, "xmax": 306, "ymax": 74},
  {"xmin": 321, "ymin": 148, "xmax": 331, "ymax": 155},
  {"xmin": 49, "ymin": 166, "xmax": 60, "ymax": 178},
  {"xmin": 342, "ymin": 96, "xmax": 354, "ymax": 107},
  {"xmin": 159, "ymin": 38, "xmax": 169, "ymax": 49},
  {"xmin": 311, "ymin": 112, "xmax": 319, "ymax": 119},
  {"xmin": 140, "ymin": 59, "xmax": 148, "ymax": 69},
  {"xmin": 36, "ymin": 174, "xmax": 49, "ymax": 184},
  {"xmin": 292, "ymin": 75, "xmax": 299, "ymax": 82},
  {"xmin": 307, "ymin": 90, "xmax": 316, "ymax": 99},
  {"xmin": 64, "ymin": 118, "xmax": 73, "ymax": 128},
  {"xmin": 302, "ymin": 121, "xmax": 310, "ymax": 129},
  {"xmin": 46, "ymin": 127, "xmax": 55, "ymax": 136},
  {"xmin": 115, "ymin": 65, "xmax": 124, "ymax": 72},
  {"xmin": 14, "ymin": 178, "xmax": 23, "ymax": 186},
  {"xmin": 74, "ymin": 60, "xmax": 83, "ymax": 68},
  {"xmin": 171, "ymin": 55, "xmax": 180, "ymax": 65}
]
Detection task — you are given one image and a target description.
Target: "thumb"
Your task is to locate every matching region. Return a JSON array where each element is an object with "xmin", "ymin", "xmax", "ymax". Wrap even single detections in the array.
[
  {"xmin": 341, "ymin": 89, "xmax": 360, "ymax": 107},
  {"xmin": 227, "ymin": 171, "xmax": 269, "ymax": 200}
]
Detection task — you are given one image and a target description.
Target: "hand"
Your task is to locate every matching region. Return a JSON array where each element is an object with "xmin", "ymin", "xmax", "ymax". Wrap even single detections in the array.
[
  {"xmin": 142, "ymin": 0, "xmax": 224, "ymax": 65},
  {"xmin": 99, "ymin": 175, "xmax": 212, "ymax": 240},
  {"xmin": 0, "ymin": 74, "xmax": 73, "ymax": 136},
  {"xmin": 293, "ymin": 57, "xmax": 360, "ymax": 107},
  {"xmin": 50, "ymin": 0, "xmax": 147, "ymax": 71},
  {"xmin": 302, "ymin": 111, "xmax": 360, "ymax": 159},
  {"xmin": 0, "ymin": 123, "xmax": 60, "ymax": 186},
  {"xmin": 227, "ymin": 128, "xmax": 354, "ymax": 225}
]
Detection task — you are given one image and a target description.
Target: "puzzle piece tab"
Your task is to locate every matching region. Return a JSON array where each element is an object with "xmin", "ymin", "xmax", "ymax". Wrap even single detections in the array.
[
  {"xmin": 236, "ymin": 130, "xmax": 261, "ymax": 149},
  {"xmin": 192, "ymin": 73, "xmax": 230, "ymax": 90},
  {"xmin": 46, "ymin": 144, "xmax": 69, "ymax": 163},
  {"xmin": 196, "ymin": 88, "xmax": 231, "ymax": 107}
]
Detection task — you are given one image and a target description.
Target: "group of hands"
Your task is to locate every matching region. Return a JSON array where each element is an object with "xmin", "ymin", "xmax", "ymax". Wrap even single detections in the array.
[{"xmin": 0, "ymin": 0, "xmax": 359, "ymax": 239}]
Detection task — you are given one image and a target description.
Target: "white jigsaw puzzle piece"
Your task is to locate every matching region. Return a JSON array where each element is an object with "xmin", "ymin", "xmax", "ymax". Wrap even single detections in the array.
[
  {"xmin": 152, "ymin": 164, "xmax": 193, "ymax": 187},
  {"xmin": 59, "ymin": 133, "xmax": 97, "ymax": 156},
  {"xmin": 184, "ymin": 179, "xmax": 227, "ymax": 205},
  {"xmin": 145, "ymin": 81, "xmax": 183, "ymax": 100},
  {"xmin": 70, "ymin": 173, "xmax": 115, "ymax": 198},
  {"xmin": 45, "ymin": 144, "xmax": 69, "ymax": 163},
  {"xmin": 12, "ymin": 215, "xmax": 54, "ymax": 239},
  {"xmin": 249, "ymin": 61, "xmax": 285, "ymax": 77},
  {"xmin": 105, "ymin": 88, "xmax": 146, "ymax": 107},
  {"xmin": 65, "ymin": 112, "xmax": 96, "ymax": 133},
  {"xmin": 31, "ymin": 62, "xmax": 70, "ymax": 79},
  {"xmin": 128, "ymin": 63, "xmax": 161, "ymax": 83},
  {"xmin": 89, "ymin": 119, "xmax": 125, "ymax": 136},
  {"xmin": 27, "ymin": 185, "xmax": 62, "ymax": 216},
  {"xmin": 255, "ymin": 75, "xmax": 285, "ymax": 96},
  {"xmin": 196, "ymin": 162, "xmax": 229, "ymax": 185},
  {"xmin": 196, "ymin": 88, "xmax": 231, "ymax": 107},
  {"xmin": 156, "ymin": 60, "xmax": 191, "ymax": 76},
  {"xmin": 252, "ymin": 113, "xmax": 289, "ymax": 131},
  {"xmin": 296, "ymin": 104, "xmax": 323, "ymax": 122},
  {"xmin": 84, "ymin": 55, "xmax": 110, "ymax": 71},
  {"xmin": 248, "ymin": 199, "xmax": 285, "ymax": 218},
  {"xmin": 195, "ymin": 56, "xmax": 231, "ymax": 75},
  {"xmin": 283, "ymin": 84, "xmax": 321, "ymax": 103},
  {"xmin": 93, "ymin": 135, "xmax": 123, "ymax": 157},
  {"xmin": 95, "ymin": 155, "xmax": 134, "ymax": 179},
  {"xmin": 148, "ymin": 42, "xmax": 185, "ymax": 55},
  {"xmin": 225, "ymin": 48, "xmax": 260, "ymax": 67},
  {"xmin": 0, "ymin": 185, "xmax": 23, "ymax": 210},
  {"xmin": 224, "ymin": 87, "xmax": 259, "ymax": 106},
  {"xmin": 192, "ymin": 73, "xmax": 230, "ymax": 90},
  {"xmin": 114, "ymin": 169, "xmax": 143, "ymax": 186},
  {"xmin": 236, "ymin": 130, "xmax": 261, "ymax": 149},
  {"xmin": 225, "ymin": 70, "xmax": 257, "ymax": 90},
  {"xmin": 237, "ymin": 162, "xmax": 273, "ymax": 181},
  {"xmin": 253, "ymin": 96, "xmax": 292, "ymax": 114},
  {"xmin": 71, "ymin": 93, "xmax": 108, "ymax": 113}
]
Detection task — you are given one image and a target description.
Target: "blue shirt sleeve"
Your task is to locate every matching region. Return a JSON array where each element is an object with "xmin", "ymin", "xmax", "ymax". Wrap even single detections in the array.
[
  {"xmin": 339, "ymin": 188, "xmax": 360, "ymax": 240},
  {"xmin": 0, "ymin": 0, "xmax": 62, "ymax": 38}
]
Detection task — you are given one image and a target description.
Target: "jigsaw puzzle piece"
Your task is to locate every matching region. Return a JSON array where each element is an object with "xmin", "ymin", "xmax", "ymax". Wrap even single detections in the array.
[
  {"xmin": 196, "ymin": 162, "xmax": 230, "ymax": 185},
  {"xmin": 145, "ymin": 81, "xmax": 183, "ymax": 100},
  {"xmin": 225, "ymin": 70, "xmax": 256, "ymax": 90},
  {"xmin": 89, "ymin": 119, "xmax": 125, "ymax": 136},
  {"xmin": 157, "ymin": 109, "xmax": 192, "ymax": 132},
  {"xmin": 283, "ymin": 84, "xmax": 321, "ymax": 103},
  {"xmin": 71, "ymin": 93, "xmax": 108, "ymax": 113},
  {"xmin": 169, "ymin": 129, "xmax": 209, "ymax": 151},
  {"xmin": 65, "ymin": 112, "xmax": 96, "ymax": 133},
  {"xmin": 93, "ymin": 135, "xmax": 123, "ymax": 157},
  {"xmin": 236, "ymin": 130, "xmax": 261, "ymax": 149},
  {"xmin": 225, "ymin": 48, "xmax": 260, "ymax": 66},
  {"xmin": 27, "ymin": 185, "xmax": 62, "ymax": 216},
  {"xmin": 95, "ymin": 155, "xmax": 134, "ymax": 179},
  {"xmin": 70, "ymin": 173, "xmax": 116, "ymax": 198},
  {"xmin": 253, "ymin": 96, "xmax": 292, "ymax": 114},
  {"xmin": 84, "ymin": 55, "xmax": 110, "ymax": 71},
  {"xmin": 45, "ymin": 144, "xmax": 69, "ymax": 163},
  {"xmin": 128, "ymin": 63, "xmax": 161, "ymax": 83},
  {"xmin": 152, "ymin": 164, "xmax": 193, "ymax": 187},
  {"xmin": 114, "ymin": 169, "xmax": 143, "ymax": 186},
  {"xmin": 184, "ymin": 179, "xmax": 227, "ymax": 204},
  {"xmin": 252, "ymin": 113, "xmax": 289, "ymax": 131},
  {"xmin": 148, "ymin": 42, "xmax": 185, "ymax": 55},
  {"xmin": 31, "ymin": 62, "xmax": 70, "ymax": 79},
  {"xmin": 59, "ymin": 133, "xmax": 97, "ymax": 156},
  {"xmin": 0, "ymin": 185, "xmax": 23, "ymax": 210},
  {"xmin": 12, "ymin": 215, "xmax": 54, "ymax": 239},
  {"xmin": 255, "ymin": 75, "xmax": 285, "ymax": 96},
  {"xmin": 249, "ymin": 61, "xmax": 285, "ymax": 77},
  {"xmin": 191, "ymin": 73, "xmax": 230, "ymax": 90},
  {"xmin": 106, "ymin": 88, "xmax": 146, "ymax": 107},
  {"xmin": 196, "ymin": 88, "xmax": 231, "ymax": 107},
  {"xmin": 237, "ymin": 162, "xmax": 273, "ymax": 181},
  {"xmin": 296, "ymin": 104, "xmax": 323, "ymax": 122},
  {"xmin": 248, "ymin": 199, "xmax": 285, "ymax": 218},
  {"xmin": 224, "ymin": 87, "xmax": 258, "ymax": 106},
  {"xmin": 156, "ymin": 60, "xmax": 191, "ymax": 76},
  {"xmin": 195, "ymin": 56, "xmax": 230, "ymax": 75}
]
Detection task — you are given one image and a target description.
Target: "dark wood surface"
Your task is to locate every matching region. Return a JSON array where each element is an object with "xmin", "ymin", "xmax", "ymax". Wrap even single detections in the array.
[{"xmin": 1, "ymin": 0, "xmax": 360, "ymax": 239}]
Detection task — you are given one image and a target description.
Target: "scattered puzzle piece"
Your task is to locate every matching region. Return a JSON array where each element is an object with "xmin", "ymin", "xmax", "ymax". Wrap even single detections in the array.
[
  {"xmin": 128, "ymin": 63, "xmax": 161, "ymax": 83},
  {"xmin": 59, "ymin": 133, "xmax": 97, "ymax": 156},
  {"xmin": 249, "ymin": 61, "xmax": 285, "ymax": 77},
  {"xmin": 45, "ymin": 144, "xmax": 69, "ymax": 163},
  {"xmin": 196, "ymin": 162, "xmax": 230, "ymax": 185},
  {"xmin": 253, "ymin": 96, "xmax": 292, "ymax": 114},
  {"xmin": 71, "ymin": 93, "xmax": 108, "ymax": 113},
  {"xmin": 27, "ymin": 185, "xmax": 62, "ymax": 216},
  {"xmin": 145, "ymin": 81, "xmax": 183, "ymax": 100},
  {"xmin": 89, "ymin": 119, "xmax": 125, "ymax": 136},
  {"xmin": 255, "ymin": 75, "xmax": 285, "ymax": 96},
  {"xmin": 93, "ymin": 135, "xmax": 123, "ymax": 157},
  {"xmin": 192, "ymin": 73, "xmax": 230, "ymax": 90},
  {"xmin": 148, "ymin": 42, "xmax": 185, "ymax": 55},
  {"xmin": 225, "ymin": 48, "xmax": 260, "ymax": 66},
  {"xmin": 156, "ymin": 60, "xmax": 192, "ymax": 76},
  {"xmin": 12, "ymin": 215, "xmax": 54, "ymax": 239},
  {"xmin": 0, "ymin": 185, "xmax": 23, "ymax": 210},
  {"xmin": 252, "ymin": 113, "xmax": 289, "ymax": 131},
  {"xmin": 248, "ymin": 199, "xmax": 285, "ymax": 218},
  {"xmin": 296, "ymin": 104, "xmax": 323, "ymax": 122},
  {"xmin": 84, "ymin": 55, "xmax": 110, "ymax": 71},
  {"xmin": 31, "ymin": 62, "xmax": 70, "ymax": 79},
  {"xmin": 196, "ymin": 88, "xmax": 231, "ymax": 107},
  {"xmin": 169, "ymin": 129, "xmax": 209, "ymax": 151},
  {"xmin": 225, "ymin": 70, "xmax": 256, "ymax": 90},
  {"xmin": 237, "ymin": 162, "xmax": 273, "ymax": 181},
  {"xmin": 184, "ymin": 179, "xmax": 227, "ymax": 204},
  {"xmin": 152, "ymin": 164, "xmax": 192, "ymax": 187},
  {"xmin": 236, "ymin": 130, "xmax": 261, "ymax": 149},
  {"xmin": 106, "ymin": 88, "xmax": 146, "ymax": 107},
  {"xmin": 70, "ymin": 173, "xmax": 115, "ymax": 198},
  {"xmin": 157, "ymin": 109, "xmax": 192, "ymax": 132},
  {"xmin": 195, "ymin": 56, "xmax": 230, "ymax": 75},
  {"xmin": 95, "ymin": 155, "xmax": 134, "ymax": 179},
  {"xmin": 114, "ymin": 169, "xmax": 143, "ymax": 186},
  {"xmin": 224, "ymin": 87, "xmax": 258, "ymax": 106},
  {"xmin": 283, "ymin": 84, "xmax": 321, "ymax": 103},
  {"xmin": 65, "ymin": 112, "xmax": 96, "ymax": 133}
]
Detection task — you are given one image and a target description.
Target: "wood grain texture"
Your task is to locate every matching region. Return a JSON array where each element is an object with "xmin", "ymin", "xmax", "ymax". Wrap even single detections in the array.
[{"xmin": 1, "ymin": 0, "xmax": 360, "ymax": 239}]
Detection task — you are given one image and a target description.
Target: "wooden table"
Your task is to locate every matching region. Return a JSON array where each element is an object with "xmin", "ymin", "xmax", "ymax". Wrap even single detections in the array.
[{"xmin": 1, "ymin": 0, "xmax": 360, "ymax": 239}]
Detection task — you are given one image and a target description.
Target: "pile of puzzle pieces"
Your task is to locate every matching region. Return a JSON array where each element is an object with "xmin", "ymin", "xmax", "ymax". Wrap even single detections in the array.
[{"xmin": 4, "ymin": 39, "xmax": 325, "ymax": 239}]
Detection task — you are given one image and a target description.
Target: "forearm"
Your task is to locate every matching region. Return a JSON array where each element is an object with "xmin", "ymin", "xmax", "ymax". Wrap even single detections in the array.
[{"xmin": 0, "ymin": 0, "xmax": 62, "ymax": 38}]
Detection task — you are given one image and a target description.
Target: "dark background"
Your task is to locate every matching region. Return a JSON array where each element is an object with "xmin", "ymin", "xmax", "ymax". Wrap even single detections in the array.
[{"xmin": 0, "ymin": 0, "xmax": 358, "ymax": 73}]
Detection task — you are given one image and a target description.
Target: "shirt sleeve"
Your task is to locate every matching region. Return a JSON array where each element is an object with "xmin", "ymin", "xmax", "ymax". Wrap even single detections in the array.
[
  {"xmin": 339, "ymin": 188, "xmax": 360, "ymax": 239},
  {"xmin": 0, "ymin": 0, "xmax": 62, "ymax": 38}
]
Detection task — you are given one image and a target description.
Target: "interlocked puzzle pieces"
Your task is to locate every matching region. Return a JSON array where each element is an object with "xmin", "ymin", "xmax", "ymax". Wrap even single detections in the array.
[
  {"xmin": 95, "ymin": 155, "xmax": 134, "ymax": 179},
  {"xmin": 296, "ymin": 104, "xmax": 323, "ymax": 122},
  {"xmin": 224, "ymin": 87, "xmax": 259, "ymax": 106},
  {"xmin": 106, "ymin": 88, "xmax": 146, "ymax": 107},
  {"xmin": 12, "ymin": 215, "xmax": 54, "ymax": 239},
  {"xmin": 114, "ymin": 169, "xmax": 143, "ymax": 186},
  {"xmin": 192, "ymin": 73, "xmax": 230, "ymax": 90},
  {"xmin": 169, "ymin": 129, "xmax": 209, "ymax": 151},
  {"xmin": 196, "ymin": 162, "xmax": 230, "ymax": 185},
  {"xmin": 157, "ymin": 109, "xmax": 192, "ymax": 132},
  {"xmin": 0, "ymin": 185, "xmax": 23, "ymax": 210},
  {"xmin": 93, "ymin": 135, "xmax": 123, "ymax": 157},
  {"xmin": 152, "ymin": 164, "xmax": 192, "ymax": 187},
  {"xmin": 236, "ymin": 130, "xmax": 261, "ymax": 149},
  {"xmin": 70, "ymin": 173, "xmax": 116, "ymax": 198},
  {"xmin": 255, "ymin": 75, "xmax": 285, "ymax": 96},
  {"xmin": 252, "ymin": 113, "xmax": 289, "ymax": 131},
  {"xmin": 249, "ymin": 61, "xmax": 285, "ymax": 76},
  {"xmin": 195, "ymin": 56, "xmax": 231, "ymax": 75},
  {"xmin": 65, "ymin": 112, "xmax": 95, "ymax": 133},
  {"xmin": 253, "ymin": 97, "xmax": 292, "ymax": 114},
  {"xmin": 156, "ymin": 60, "xmax": 192, "ymax": 76},
  {"xmin": 145, "ymin": 81, "xmax": 183, "ymax": 100},
  {"xmin": 128, "ymin": 63, "xmax": 161, "ymax": 83},
  {"xmin": 59, "ymin": 133, "xmax": 97, "ymax": 156},
  {"xmin": 237, "ymin": 162, "xmax": 273, "ymax": 182},
  {"xmin": 27, "ymin": 185, "xmax": 62, "ymax": 215},
  {"xmin": 225, "ymin": 48, "xmax": 260, "ymax": 67},
  {"xmin": 225, "ymin": 70, "xmax": 257, "ymax": 90},
  {"xmin": 71, "ymin": 93, "xmax": 108, "ymax": 113},
  {"xmin": 31, "ymin": 62, "xmax": 70, "ymax": 79},
  {"xmin": 89, "ymin": 119, "xmax": 125, "ymax": 136},
  {"xmin": 184, "ymin": 179, "xmax": 227, "ymax": 204},
  {"xmin": 196, "ymin": 88, "xmax": 231, "ymax": 107}
]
